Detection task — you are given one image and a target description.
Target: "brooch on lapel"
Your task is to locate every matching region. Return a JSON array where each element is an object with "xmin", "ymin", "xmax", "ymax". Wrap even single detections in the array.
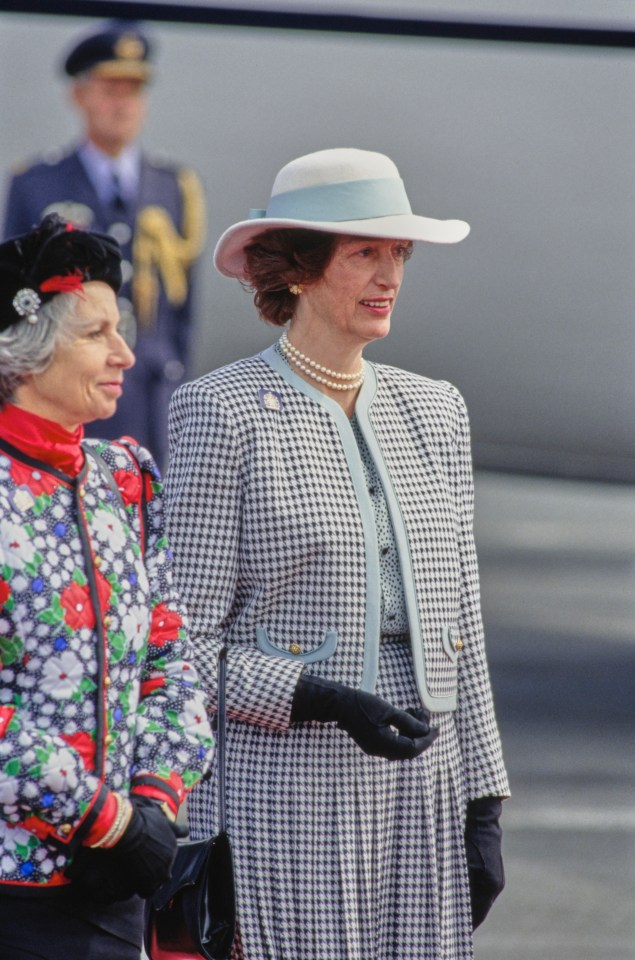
[{"xmin": 259, "ymin": 387, "xmax": 283, "ymax": 412}]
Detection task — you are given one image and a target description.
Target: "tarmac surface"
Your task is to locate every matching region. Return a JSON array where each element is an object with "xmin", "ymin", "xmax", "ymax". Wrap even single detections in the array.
[
  {"xmin": 149, "ymin": 471, "xmax": 635, "ymax": 960},
  {"xmin": 473, "ymin": 472, "xmax": 635, "ymax": 960}
]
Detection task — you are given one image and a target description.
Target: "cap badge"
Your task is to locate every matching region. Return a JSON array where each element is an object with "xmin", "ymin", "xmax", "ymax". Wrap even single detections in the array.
[
  {"xmin": 12, "ymin": 288, "xmax": 41, "ymax": 324},
  {"xmin": 259, "ymin": 388, "xmax": 282, "ymax": 412},
  {"xmin": 114, "ymin": 35, "xmax": 145, "ymax": 61}
]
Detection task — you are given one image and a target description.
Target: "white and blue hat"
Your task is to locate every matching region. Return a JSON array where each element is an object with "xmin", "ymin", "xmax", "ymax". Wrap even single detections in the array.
[{"xmin": 214, "ymin": 148, "xmax": 470, "ymax": 279}]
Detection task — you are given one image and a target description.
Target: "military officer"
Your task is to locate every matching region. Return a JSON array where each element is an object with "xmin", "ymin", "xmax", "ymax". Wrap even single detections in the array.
[{"xmin": 2, "ymin": 20, "xmax": 206, "ymax": 466}]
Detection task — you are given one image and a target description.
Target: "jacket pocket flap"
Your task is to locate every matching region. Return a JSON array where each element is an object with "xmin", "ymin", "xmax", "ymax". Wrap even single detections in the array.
[{"xmin": 256, "ymin": 626, "xmax": 338, "ymax": 663}]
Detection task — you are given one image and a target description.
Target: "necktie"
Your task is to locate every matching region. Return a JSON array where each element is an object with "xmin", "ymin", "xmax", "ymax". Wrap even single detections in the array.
[{"xmin": 111, "ymin": 170, "xmax": 127, "ymax": 212}]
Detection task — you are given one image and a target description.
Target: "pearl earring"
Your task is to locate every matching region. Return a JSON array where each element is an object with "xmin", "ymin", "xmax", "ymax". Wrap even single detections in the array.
[{"xmin": 288, "ymin": 283, "xmax": 303, "ymax": 295}]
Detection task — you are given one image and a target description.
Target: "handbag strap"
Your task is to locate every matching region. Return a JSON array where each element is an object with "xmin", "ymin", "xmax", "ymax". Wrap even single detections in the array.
[{"xmin": 217, "ymin": 646, "xmax": 228, "ymax": 833}]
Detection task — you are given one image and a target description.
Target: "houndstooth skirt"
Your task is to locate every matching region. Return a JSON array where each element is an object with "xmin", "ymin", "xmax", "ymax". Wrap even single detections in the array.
[{"xmin": 188, "ymin": 636, "xmax": 474, "ymax": 960}]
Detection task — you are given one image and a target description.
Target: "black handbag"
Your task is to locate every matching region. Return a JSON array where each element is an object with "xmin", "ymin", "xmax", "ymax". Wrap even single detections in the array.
[{"xmin": 146, "ymin": 647, "xmax": 236, "ymax": 960}]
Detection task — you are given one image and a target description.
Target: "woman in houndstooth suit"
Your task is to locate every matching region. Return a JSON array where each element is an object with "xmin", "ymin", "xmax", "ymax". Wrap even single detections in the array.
[{"xmin": 165, "ymin": 148, "xmax": 510, "ymax": 960}]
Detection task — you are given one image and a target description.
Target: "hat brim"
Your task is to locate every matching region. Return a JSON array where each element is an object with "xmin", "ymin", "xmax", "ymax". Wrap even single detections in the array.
[
  {"xmin": 89, "ymin": 61, "xmax": 151, "ymax": 81},
  {"xmin": 214, "ymin": 214, "xmax": 470, "ymax": 279}
]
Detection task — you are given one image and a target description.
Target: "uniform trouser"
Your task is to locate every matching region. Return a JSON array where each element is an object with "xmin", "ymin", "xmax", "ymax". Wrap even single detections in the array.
[{"xmin": 0, "ymin": 893, "xmax": 144, "ymax": 959}]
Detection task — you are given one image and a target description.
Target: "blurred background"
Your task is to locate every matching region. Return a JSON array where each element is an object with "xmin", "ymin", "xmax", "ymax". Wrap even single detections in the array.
[{"xmin": 1, "ymin": 2, "xmax": 634, "ymax": 956}]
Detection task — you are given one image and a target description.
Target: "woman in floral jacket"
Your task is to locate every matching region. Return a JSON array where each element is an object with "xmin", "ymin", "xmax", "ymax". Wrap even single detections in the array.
[{"xmin": 0, "ymin": 215, "xmax": 213, "ymax": 959}]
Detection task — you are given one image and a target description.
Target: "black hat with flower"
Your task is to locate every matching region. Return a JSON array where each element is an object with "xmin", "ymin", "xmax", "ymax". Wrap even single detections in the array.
[{"xmin": 0, "ymin": 214, "xmax": 122, "ymax": 333}]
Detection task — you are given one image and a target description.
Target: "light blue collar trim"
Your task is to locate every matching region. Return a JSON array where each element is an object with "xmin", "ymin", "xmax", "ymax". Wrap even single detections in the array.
[
  {"xmin": 248, "ymin": 177, "xmax": 412, "ymax": 223},
  {"xmin": 261, "ymin": 343, "xmax": 381, "ymax": 692},
  {"xmin": 261, "ymin": 342, "xmax": 375, "ymax": 418},
  {"xmin": 354, "ymin": 401, "xmax": 454, "ymax": 711}
]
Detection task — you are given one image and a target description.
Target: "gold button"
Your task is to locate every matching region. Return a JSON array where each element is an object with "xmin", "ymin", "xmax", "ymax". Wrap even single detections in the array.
[
  {"xmin": 289, "ymin": 643, "xmax": 302, "ymax": 655},
  {"xmin": 455, "ymin": 638, "xmax": 464, "ymax": 652},
  {"xmin": 79, "ymin": 487, "xmax": 85, "ymax": 498},
  {"xmin": 103, "ymin": 615, "xmax": 112, "ymax": 628},
  {"xmin": 94, "ymin": 556, "xmax": 102, "ymax": 568},
  {"xmin": 105, "ymin": 734, "xmax": 113, "ymax": 746},
  {"xmin": 58, "ymin": 823, "xmax": 72, "ymax": 836},
  {"xmin": 104, "ymin": 676, "xmax": 112, "ymax": 687}
]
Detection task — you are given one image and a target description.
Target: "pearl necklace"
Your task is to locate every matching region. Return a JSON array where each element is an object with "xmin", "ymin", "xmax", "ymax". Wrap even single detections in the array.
[{"xmin": 279, "ymin": 332, "xmax": 365, "ymax": 391}]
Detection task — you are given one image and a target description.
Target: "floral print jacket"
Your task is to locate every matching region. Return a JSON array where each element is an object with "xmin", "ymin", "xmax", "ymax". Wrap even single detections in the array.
[{"xmin": 0, "ymin": 432, "xmax": 214, "ymax": 892}]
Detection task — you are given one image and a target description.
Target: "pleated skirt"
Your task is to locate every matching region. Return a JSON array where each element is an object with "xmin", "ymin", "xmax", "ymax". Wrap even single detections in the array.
[{"xmin": 188, "ymin": 638, "xmax": 474, "ymax": 960}]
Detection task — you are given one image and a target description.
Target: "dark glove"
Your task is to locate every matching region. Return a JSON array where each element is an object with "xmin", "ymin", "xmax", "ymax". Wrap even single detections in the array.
[
  {"xmin": 464, "ymin": 796, "xmax": 505, "ymax": 929},
  {"xmin": 291, "ymin": 674, "xmax": 438, "ymax": 760},
  {"xmin": 67, "ymin": 796, "xmax": 178, "ymax": 903}
]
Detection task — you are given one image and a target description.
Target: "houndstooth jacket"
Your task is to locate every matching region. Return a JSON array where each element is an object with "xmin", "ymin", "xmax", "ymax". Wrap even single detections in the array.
[{"xmin": 166, "ymin": 345, "xmax": 509, "ymax": 801}]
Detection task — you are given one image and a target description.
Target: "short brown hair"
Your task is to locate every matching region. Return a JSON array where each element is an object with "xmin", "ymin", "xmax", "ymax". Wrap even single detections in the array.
[{"xmin": 243, "ymin": 229, "xmax": 338, "ymax": 326}]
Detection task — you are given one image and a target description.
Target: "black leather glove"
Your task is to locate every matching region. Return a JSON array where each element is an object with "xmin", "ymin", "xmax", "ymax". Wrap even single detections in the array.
[
  {"xmin": 67, "ymin": 796, "xmax": 178, "ymax": 903},
  {"xmin": 291, "ymin": 674, "xmax": 438, "ymax": 760},
  {"xmin": 464, "ymin": 796, "xmax": 505, "ymax": 929}
]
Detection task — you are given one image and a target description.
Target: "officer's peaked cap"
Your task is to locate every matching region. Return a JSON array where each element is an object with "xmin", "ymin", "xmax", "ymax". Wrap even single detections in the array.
[{"xmin": 64, "ymin": 20, "xmax": 152, "ymax": 81}]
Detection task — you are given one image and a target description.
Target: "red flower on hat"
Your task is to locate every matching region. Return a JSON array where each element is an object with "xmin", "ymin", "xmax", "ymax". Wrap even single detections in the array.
[{"xmin": 39, "ymin": 268, "xmax": 85, "ymax": 296}]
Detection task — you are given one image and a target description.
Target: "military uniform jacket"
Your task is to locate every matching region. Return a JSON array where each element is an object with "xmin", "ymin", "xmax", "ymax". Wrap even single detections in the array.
[
  {"xmin": 0, "ymin": 434, "xmax": 213, "ymax": 892},
  {"xmin": 3, "ymin": 147, "xmax": 201, "ymax": 357},
  {"xmin": 166, "ymin": 345, "xmax": 509, "ymax": 803},
  {"xmin": 2, "ymin": 147, "xmax": 205, "ymax": 462}
]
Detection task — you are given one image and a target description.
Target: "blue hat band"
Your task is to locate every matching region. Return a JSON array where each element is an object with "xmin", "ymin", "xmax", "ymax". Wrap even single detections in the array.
[{"xmin": 248, "ymin": 177, "xmax": 412, "ymax": 223}]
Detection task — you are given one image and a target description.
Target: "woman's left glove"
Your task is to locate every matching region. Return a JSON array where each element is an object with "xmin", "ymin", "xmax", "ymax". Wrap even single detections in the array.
[
  {"xmin": 66, "ymin": 796, "xmax": 178, "ymax": 903},
  {"xmin": 464, "ymin": 796, "xmax": 505, "ymax": 929},
  {"xmin": 291, "ymin": 674, "xmax": 438, "ymax": 760}
]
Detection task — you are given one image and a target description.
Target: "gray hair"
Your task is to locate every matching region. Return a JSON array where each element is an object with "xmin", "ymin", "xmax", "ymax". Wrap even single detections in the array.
[{"xmin": 0, "ymin": 292, "xmax": 83, "ymax": 405}]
